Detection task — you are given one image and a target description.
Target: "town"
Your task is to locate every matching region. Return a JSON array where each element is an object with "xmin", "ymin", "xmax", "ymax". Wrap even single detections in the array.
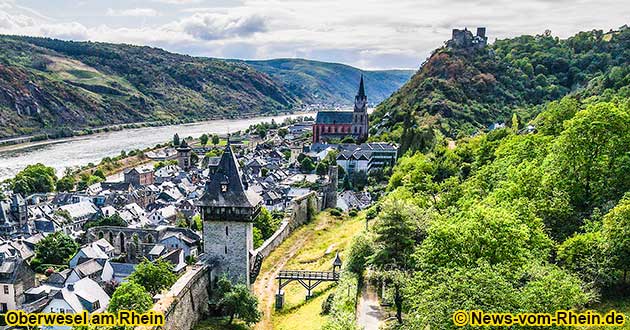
[{"xmin": 0, "ymin": 78, "xmax": 398, "ymax": 326}]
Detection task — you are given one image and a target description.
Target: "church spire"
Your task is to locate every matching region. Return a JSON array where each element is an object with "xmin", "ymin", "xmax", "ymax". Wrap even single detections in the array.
[{"xmin": 357, "ymin": 74, "xmax": 366, "ymax": 99}]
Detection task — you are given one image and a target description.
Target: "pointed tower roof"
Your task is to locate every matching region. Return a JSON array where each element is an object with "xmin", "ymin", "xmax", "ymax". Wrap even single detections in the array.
[
  {"xmin": 197, "ymin": 140, "xmax": 261, "ymax": 209},
  {"xmin": 357, "ymin": 74, "xmax": 366, "ymax": 98},
  {"xmin": 177, "ymin": 138, "xmax": 191, "ymax": 151}
]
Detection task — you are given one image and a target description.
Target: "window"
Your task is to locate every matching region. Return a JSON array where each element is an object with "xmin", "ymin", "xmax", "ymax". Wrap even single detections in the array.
[
  {"xmin": 3, "ymin": 285, "xmax": 8, "ymax": 294},
  {"xmin": 0, "ymin": 303, "xmax": 6, "ymax": 312},
  {"xmin": 225, "ymin": 226, "xmax": 229, "ymax": 236},
  {"xmin": 224, "ymin": 245, "xmax": 228, "ymax": 254}
]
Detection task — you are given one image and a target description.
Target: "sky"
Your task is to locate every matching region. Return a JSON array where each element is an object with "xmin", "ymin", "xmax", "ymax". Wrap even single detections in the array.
[{"xmin": 0, "ymin": 0, "xmax": 628, "ymax": 70}]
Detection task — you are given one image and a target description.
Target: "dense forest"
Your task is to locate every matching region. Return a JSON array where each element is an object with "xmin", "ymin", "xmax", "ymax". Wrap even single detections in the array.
[
  {"xmin": 370, "ymin": 26, "xmax": 630, "ymax": 152},
  {"xmin": 349, "ymin": 26, "xmax": 630, "ymax": 329},
  {"xmin": 0, "ymin": 36, "xmax": 410, "ymax": 139}
]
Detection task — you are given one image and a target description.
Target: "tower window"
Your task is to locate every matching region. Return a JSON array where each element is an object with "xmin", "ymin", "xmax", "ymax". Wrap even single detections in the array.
[
  {"xmin": 225, "ymin": 245, "xmax": 228, "ymax": 254},
  {"xmin": 226, "ymin": 226, "xmax": 229, "ymax": 236}
]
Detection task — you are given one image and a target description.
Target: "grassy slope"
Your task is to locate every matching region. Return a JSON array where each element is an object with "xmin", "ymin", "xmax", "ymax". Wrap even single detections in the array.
[
  {"xmin": 244, "ymin": 58, "xmax": 414, "ymax": 105},
  {"xmin": 250, "ymin": 210, "xmax": 364, "ymax": 330}
]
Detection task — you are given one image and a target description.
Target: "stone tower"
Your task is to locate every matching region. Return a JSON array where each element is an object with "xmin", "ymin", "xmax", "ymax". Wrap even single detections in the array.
[
  {"xmin": 352, "ymin": 75, "xmax": 369, "ymax": 142},
  {"xmin": 322, "ymin": 164, "xmax": 338, "ymax": 209},
  {"xmin": 196, "ymin": 140, "xmax": 262, "ymax": 286},
  {"xmin": 176, "ymin": 139, "xmax": 192, "ymax": 171},
  {"xmin": 10, "ymin": 193, "xmax": 27, "ymax": 227}
]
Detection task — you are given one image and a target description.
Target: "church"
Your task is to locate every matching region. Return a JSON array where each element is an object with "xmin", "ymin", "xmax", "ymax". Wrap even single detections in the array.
[{"xmin": 312, "ymin": 76, "xmax": 369, "ymax": 143}]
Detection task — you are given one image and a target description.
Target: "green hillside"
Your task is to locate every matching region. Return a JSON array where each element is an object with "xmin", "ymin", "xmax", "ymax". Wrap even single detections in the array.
[
  {"xmin": 243, "ymin": 58, "xmax": 414, "ymax": 105},
  {"xmin": 0, "ymin": 36, "xmax": 412, "ymax": 139},
  {"xmin": 371, "ymin": 26, "xmax": 630, "ymax": 149}
]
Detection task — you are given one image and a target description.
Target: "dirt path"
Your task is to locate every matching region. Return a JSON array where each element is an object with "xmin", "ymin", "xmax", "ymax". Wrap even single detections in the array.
[
  {"xmin": 357, "ymin": 280, "xmax": 384, "ymax": 330},
  {"xmin": 253, "ymin": 234, "xmax": 312, "ymax": 330}
]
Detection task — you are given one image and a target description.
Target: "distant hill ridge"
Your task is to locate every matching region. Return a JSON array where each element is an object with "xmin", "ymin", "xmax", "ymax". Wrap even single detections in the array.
[{"xmin": 0, "ymin": 35, "xmax": 413, "ymax": 139}]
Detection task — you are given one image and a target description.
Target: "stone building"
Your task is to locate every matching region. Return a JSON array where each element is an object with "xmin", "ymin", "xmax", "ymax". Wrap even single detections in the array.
[
  {"xmin": 0, "ymin": 253, "xmax": 36, "ymax": 312},
  {"xmin": 123, "ymin": 166, "xmax": 154, "ymax": 187},
  {"xmin": 196, "ymin": 140, "xmax": 262, "ymax": 286},
  {"xmin": 312, "ymin": 76, "xmax": 369, "ymax": 143},
  {"xmin": 447, "ymin": 27, "xmax": 488, "ymax": 49},
  {"xmin": 177, "ymin": 139, "xmax": 193, "ymax": 171}
]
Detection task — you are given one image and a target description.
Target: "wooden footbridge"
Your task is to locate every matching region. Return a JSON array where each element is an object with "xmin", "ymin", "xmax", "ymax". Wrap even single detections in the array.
[{"xmin": 275, "ymin": 253, "xmax": 342, "ymax": 309}]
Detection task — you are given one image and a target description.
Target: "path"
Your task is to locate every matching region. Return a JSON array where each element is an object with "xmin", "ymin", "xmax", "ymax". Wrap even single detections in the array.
[
  {"xmin": 252, "ymin": 234, "xmax": 312, "ymax": 330},
  {"xmin": 357, "ymin": 280, "xmax": 385, "ymax": 330}
]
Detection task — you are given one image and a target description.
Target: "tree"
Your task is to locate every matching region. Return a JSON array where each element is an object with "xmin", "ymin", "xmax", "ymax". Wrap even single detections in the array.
[
  {"xmin": 128, "ymin": 259, "xmax": 178, "ymax": 296},
  {"xmin": 108, "ymin": 282, "xmax": 153, "ymax": 313},
  {"xmin": 300, "ymin": 157, "xmax": 315, "ymax": 172},
  {"xmin": 84, "ymin": 214, "xmax": 127, "ymax": 230},
  {"xmin": 199, "ymin": 134, "xmax": 209, "ymax": 146},
  {"xmin": 173, "ymin": 133, "xmax": 180, "ymax": 146},
  {"xmin": 277, "ymin": 128, "xmax": 288, "ymax": 138},
  {"xmin": 11, "ymin": 163, "xmax": 57, "ymax": 195},
  {"xmin": 544, "ymin": 102, "xmax": 630, "ymax": 214},
  {"xmin": 345, "ymin": 231, "xmax": 374, "ymax": 275},
  {"xmin": 56, "ymin": 175, "xmax": 76, "ymax": 192},
  {"xmin": 371, "ymin": 199, "xmax": 425, "ymax": 323},
  {"xmin": 34, "ymin": 231, "xmax": 79, "ymax": 265},
  {"xmin": 254, "ymin": 207, "xmax": 279, "ymax": 240},
  {"xmin": 341, "ymin": 136, "xmax": 356, "ymax": 143},
  {"xmin": 602, "ymin": 194, "xmax": 630, "ymax": 282},
  {"xmin": 93, "ymin": 169, "xmax": 106, "ymax": 180},
  {"xmin": 213, "ymin": 277, "xmax": 261, "ymax": 325},
  {"xmin": 212, "ymin": 134, "xmax": 220, "ymax": 145},
  {"xmin": 316, "ymin": 162, "xmax": 328, "ymax": 176}
]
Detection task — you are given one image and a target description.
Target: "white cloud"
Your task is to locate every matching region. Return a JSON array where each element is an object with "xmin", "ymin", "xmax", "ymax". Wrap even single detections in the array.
[
  {"xmin": 0, "ymin": 0, "xmax": 628, "ymax": 69},
  {"xmin": 106, "ymin": 8, "xmax": 161, "ymax": 17},
  {"xmin": 149, "ymin": 0, "xmax": 202, "ymax": 4},
  {"xmin": 172, "ymin": 12, "xmax": 267, "ymax": 40}
]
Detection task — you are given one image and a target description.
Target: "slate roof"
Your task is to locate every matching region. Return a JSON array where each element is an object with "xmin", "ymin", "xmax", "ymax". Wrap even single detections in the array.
[
  {"xmin": 109, "ymin": 262, "xmax": 137, "ymax": 278},
  {"xmin": 197, "ymin": 141, "xmax": 262, "ymax": 208},
  {"xmin": 315, "ymin": 111, "xmax": 354, "ymax": 125}
]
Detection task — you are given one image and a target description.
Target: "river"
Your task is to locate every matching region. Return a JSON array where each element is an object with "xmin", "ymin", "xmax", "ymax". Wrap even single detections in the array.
[{"xmin": 0, "ymin": 113, "xmax": 314, "ymax": 181}]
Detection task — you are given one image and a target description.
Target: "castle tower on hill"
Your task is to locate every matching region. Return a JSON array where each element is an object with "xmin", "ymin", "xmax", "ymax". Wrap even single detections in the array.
[{"xmin": 196, "ymin": 140, "xmax": 262, "ymax": 286}]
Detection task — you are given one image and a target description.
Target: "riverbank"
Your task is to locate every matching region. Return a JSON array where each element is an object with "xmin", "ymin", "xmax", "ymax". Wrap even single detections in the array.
[
  {"xmin": 0, "ymin": 110, "xmax": 309, "ymax": 149},
  {"xmin": 0, "ymin": 112, "xmax": 315, "ymax": 181}
]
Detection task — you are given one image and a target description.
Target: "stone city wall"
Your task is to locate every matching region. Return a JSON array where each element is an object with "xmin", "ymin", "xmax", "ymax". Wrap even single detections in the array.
[
  {"xmin": 136, "ymin": 264, "xmax": 211, "ymax": 330},
  {"xmin": 136, "ymin": 192, "xmax": 319, "ymax": 330}
]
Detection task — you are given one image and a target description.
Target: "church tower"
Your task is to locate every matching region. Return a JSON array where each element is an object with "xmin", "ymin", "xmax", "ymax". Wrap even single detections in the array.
[
  {"xmin": 176, "ymin": 139, "xmax": 192, "ymax": 171},
  {"xmin": 352, "ymin": 75, "xmax": 369, "ymax": 142},
  {"xmin": 196, "ymin": 140, "xmax": 262, "ymax": 286}
]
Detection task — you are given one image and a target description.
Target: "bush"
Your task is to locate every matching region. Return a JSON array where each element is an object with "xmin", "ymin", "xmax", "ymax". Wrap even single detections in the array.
[
  {"xmin": 348, "ymin": 209, "xmax": 358, "ymax": 217},
  {"xmin": 329, "ymin": 209, "xmax": 342, "ymax": 217},
  {"xmin": 321, "ymin": 293, "xmax": 335, "ymax": 315}
]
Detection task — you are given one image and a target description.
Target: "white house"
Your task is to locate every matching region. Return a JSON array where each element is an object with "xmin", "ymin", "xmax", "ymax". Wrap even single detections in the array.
[{"xmin": 41, "ymin": 278, "xmax": 109, "ymax": 330}]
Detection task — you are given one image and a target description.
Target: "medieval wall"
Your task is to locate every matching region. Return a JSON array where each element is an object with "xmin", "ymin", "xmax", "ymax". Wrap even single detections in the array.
[
  {"xmin": 136, "ymin": 192, "xmax": 320, "ymax": 330},
  {"xmin": 136, "ymin": 264, "xmax": 211, "ymax": 330},
  {"xmin": 252, "ymin": 191, "xmax": 319, "ymax": 261}
]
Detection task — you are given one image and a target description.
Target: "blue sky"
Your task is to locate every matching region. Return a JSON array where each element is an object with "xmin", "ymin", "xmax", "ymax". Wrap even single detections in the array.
[{"xmin": 0, "ymin": 0, "xmax": 628, "ymax": 69}]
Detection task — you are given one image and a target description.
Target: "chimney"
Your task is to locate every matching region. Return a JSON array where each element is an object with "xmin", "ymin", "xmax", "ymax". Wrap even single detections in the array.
[{"xmin": 67, "ymin": 283, "xmax": 74, "ymax": 291}]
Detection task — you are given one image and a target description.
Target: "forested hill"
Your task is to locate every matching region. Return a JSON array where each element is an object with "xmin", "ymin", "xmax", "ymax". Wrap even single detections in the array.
[
  {"xmin": 0, "ymin": 36, "xmax": 411, "ymax": 139},
  {"xmin": 242, "ymin": 58, "xmax": 414, "ymax": 106},
  {"xmin": 370, "ymin": 26, "xmax": 630, "ymax": 146}
]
